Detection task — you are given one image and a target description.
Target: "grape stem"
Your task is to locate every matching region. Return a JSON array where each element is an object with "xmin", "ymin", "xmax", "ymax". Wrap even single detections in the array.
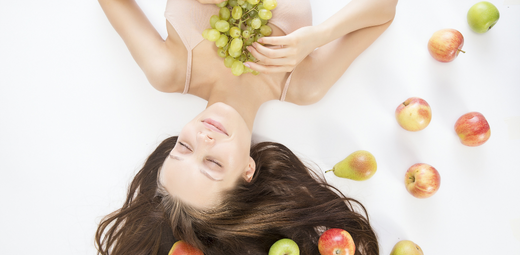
[{"xmin": 243, "ymin": 5, "xmax": 259, "ymax": 16}]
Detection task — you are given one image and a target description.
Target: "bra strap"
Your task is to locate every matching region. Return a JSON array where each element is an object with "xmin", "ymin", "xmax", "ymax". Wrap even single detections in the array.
[
  {"xmin": 280, "ymin": 71, "xmax": 293, "ymax": 101},
  {"xmin": 182, "ymin": 50, "xmax": 192, "ymax": 94}
]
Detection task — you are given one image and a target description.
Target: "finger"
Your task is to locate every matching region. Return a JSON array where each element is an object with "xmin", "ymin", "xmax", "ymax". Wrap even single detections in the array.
[
  {"xmin": 247, "ymin": 46, "xmax": 292, "ymax": 66},
  {"xmin": 244, "ymin": 62, "xmax": 293, "ymax": 74},
  {"xmin": 258, "ymin": 36, "xmax": 294, "ymax": 46},
  {"xmin": 251, "ymin": 42, "xmax": 292, "ymax": 59}
]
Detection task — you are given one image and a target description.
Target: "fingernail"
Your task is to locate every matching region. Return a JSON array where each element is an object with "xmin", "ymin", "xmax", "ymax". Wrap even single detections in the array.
[
  {"xmin": 244, "ymin": 63, "xmax": 251, "ymax": 68},
  {"xmin": 257, "ymin": 38, "xmax": 263, "ymax": 43},
  {"xmin": 247, "ymin": 46, "xmax": 251, "ymax": 51}
]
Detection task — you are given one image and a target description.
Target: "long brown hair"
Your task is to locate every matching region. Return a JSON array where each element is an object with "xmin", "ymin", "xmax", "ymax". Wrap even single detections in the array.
[{"xmin": 95, "ymin": 136, "xmax": 379, "ymax": 255}]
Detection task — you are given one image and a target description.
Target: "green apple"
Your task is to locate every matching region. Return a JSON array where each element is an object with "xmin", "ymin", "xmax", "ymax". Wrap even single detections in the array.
[
  {"xmin": 467, "ymin": 1, "xmax": 500, "ymax": 33},
  {"xmin": 325, "ymin": 150, "xmax": 377, "ymax": 181},
  {"xmin": 268, "ymin": 238, "xmax": 300, "ymax": 255},
  {"xmin": 390, "ymin": 240, "xmax": 423, "ymax": 255}
]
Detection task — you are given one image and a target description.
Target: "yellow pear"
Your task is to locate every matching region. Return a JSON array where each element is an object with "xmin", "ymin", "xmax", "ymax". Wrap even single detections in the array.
[
  {"xmin": 390, "ymin": 240, "xmax": 423, "ymax": 255},
  {"xmin": 326, "ymin": 150, "xmax": 377, "ymax": 181}
]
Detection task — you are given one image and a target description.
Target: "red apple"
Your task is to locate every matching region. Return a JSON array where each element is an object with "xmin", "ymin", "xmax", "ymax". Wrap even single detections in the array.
[
  {"xmin": 168, "ymin": 240, "xmax": 203, "ymax": 255},
  {"xmin": 318, "ymin": 228, "xmax": 355, "ymax": 255},
  {"xmin": 428, "ymin": 29, "xmax": 465, "ymax": 62},
  {"xmin": 405, "ymin": 163, "xmax": 440, "ymax": 199},
  {"xmin": 454, "ymin": 112, "xmax": 491, "ymax": 146},
  {"xmin": 395, "ymin": 97, "xmax": 432, "ymax": 131}
]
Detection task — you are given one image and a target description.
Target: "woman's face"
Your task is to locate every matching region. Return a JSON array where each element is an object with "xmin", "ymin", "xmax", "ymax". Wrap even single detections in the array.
[{"xmin": 160, "ymin": 103, "xmax": 255, "ymax": 209}]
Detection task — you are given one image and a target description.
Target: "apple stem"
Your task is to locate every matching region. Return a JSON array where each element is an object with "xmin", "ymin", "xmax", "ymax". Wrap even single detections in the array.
[
  {"xmin": 458, "ymin": 49, "xmax": 466, "ymax": 54},
  {"xmin": 324, "ymin": 169, "xmax": 334, "ymax": 174}
]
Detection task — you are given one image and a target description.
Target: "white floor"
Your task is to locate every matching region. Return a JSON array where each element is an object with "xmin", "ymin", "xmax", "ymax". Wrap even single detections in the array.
[{"xmin": 1, "ymin": 0, "xmax": 519, "ymax": 254}]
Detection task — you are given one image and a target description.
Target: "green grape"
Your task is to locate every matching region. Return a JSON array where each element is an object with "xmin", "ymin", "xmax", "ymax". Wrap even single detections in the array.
[
  {"xmin": 230, "ymin": 38, "xmax": 243, "ymax": 52},
  {"xmin": 259, "ymin": 25, "xmax": 272, "ymax": 36},
  {"xmin": 249, "ymin": 10, "xmax": 257, "ymax": 18},
  {"xmin": 254, "ymin": 33, "xmax": 264, "ymax": 42},
  {"xmin": 258, "ymin": 9, "xmax": 272, "ymax": 20},
  {"xmin": 217, "ymin": 47, "xmax": 228, "ymax": 58},
  {"xmin": 247, "ymin": 26, "xmax": 254, "ymax": 34},
  {"xmin": 228, "ymin": 0, "xmax": 238, "ymax": 7},
  {"xmin": 241, "ymin": 2, "xmax": 248, "ymax": 9},
  {"xmin": 229, "ymin": 26, "xmax": 241, "ymax": 38},
  {"xmin": 219, "ymin": 7, "xmax": 230, "ymax": 20},
  {"xmin": 202, "ymin": 28, "xmax": 211, "ymax": 39},
  {"xmin": 252, "ymin": 70, "xmax": 260, "ymax": 75},
  {"xmin": 223, "ymin": 43, "xmax": 230, "ymax": 51},
  {"xmin": 242, "ymin": 29, "xmax": 251, "ymax": 39},
  {"xmin": 239, "ymin": 54, "xmax": 247, "ymax": 62},
  {"xmin": 247, "ymin": 0, "xmax": 260, "ymax": 5},
  {"xmin": 210, "ymin": 15, "xmax": 220, "ymax": 29},
  {"xmin": 257, "ymin": 3, "xmax": 263, "ymax": 10},
  {"xmin": 246, "ymin": 3, "xmax": 254, "ymax": 10},
  {"xmin": 232, "ymin": 6, "xmax": 242, "ymax": 20},
  {"xmin": 251, "ymin": 17, "xmax": 261, "ymax": 29},
  {"xmin": 229, "ymin": 49, "xmax": 241, "ymax": 58},
  {"xmin": 246, "ymin": 18, "xmax": 252, "ymax": 26},
  {"xmin": 215, "ymin": 34, "xmax": 229, "ymax": 48},
  {"xmin": 262, "ymin": 0, "xmax": 277, "ymax": 10},
  {"xmin": 224, "ymin": 56, "xmax": 235, "ymax": 68},
  {"xmin": 229, "ymin": 18, "xmax": 236, "ymax": 24},
  {"xmin": 237, "ymin": 0, "xmax": 245, "ymax": 5},
  {"xmin": 215, "ymin": 20, "xmax": 230, "ymax": 32},
  {"xmin": 207, "ymin": 29, "xmax": 221, "ymax": 42},
  {"xmin": 247, "ymin": 52, "xmax": 257, "ymax": 62},
  {"xmin": 231, "ymin": 60, "xmax": 244, "ymax": 76},
  {"xmin": 216, "ymin": 1, "xmax": 228, "ymax": 7},
  {"xmin": 244, "ymin": 36, "xmax": 255, "ymax": 46},
  {"xmin": 261, "ymin": 18, "xmax": 268, "ymax": 25}
]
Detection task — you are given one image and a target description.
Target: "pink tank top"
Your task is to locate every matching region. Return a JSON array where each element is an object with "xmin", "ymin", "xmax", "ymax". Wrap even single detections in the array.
[{"xmin": 164, "ymin": 0, "xmax": 312, "ymax": 101}]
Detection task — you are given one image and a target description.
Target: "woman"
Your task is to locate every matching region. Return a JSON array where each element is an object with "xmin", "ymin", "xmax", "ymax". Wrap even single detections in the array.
[
  {"xmin": 96, "ymin": 136, "xmax": 380, "ymax": 255},
  {"xmin": 96, "ymin": 0, "xmax": 397, "ymax": 254}
]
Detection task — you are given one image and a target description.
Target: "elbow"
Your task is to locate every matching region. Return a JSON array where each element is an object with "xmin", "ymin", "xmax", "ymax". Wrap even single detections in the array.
[
  {"xmin": 382, "ymin": 0, "xmax": 398, "ymax": 22},
  {"xmin": 293, "ymin": 87, "xmax": 327, "ymax": 106},
  {"xmin": 145, "ymin": 67, "xmax": 179, "ymax": 93}
]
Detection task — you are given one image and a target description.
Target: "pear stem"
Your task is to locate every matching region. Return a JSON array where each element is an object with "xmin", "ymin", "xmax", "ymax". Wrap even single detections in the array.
[{"xmin": 324, "ymin": 169, "xmax": 334, "ymax": 174}]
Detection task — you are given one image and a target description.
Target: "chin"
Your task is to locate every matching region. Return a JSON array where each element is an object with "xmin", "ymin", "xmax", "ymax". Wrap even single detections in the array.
[
  {"xmin": 206, "ymin": 102, "xmax": 237, "ymax": 117},
  {"xmin": 204, "ymin": 103, "xmax": 249, "ymax": 134}
]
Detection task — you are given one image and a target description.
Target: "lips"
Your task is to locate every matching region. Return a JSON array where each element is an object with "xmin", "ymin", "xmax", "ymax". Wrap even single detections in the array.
[{"xmin": 202, "ymin": 118, "xmax": 229, "ymax": 136}]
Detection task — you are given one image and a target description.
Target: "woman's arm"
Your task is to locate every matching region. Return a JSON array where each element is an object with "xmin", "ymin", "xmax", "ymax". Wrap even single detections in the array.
[
  {"xmin": 245, "ymin": 0, "xmax": 398, "ymax": 74},
  {"xmin": 283, "ymin": 20, "xmax": 394, "ymax": 105},
  {"xmin": 98, "ymin": 0, "xmax": 185, "ymax": 92}
]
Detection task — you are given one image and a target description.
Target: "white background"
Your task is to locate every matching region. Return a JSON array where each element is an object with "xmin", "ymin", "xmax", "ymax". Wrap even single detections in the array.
[{"xmin": 1, "ymin": 0, "xmax": 519, "ymax": 254}]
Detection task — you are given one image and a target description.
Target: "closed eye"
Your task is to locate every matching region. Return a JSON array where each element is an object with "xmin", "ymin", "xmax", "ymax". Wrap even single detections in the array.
[
  {"xmin": 207, "ymin": 158, "xmax": 222, "ymax": 167},
  {"xmin": 178, "ymin": 141, "xmax": 192, "ymax": 152}
]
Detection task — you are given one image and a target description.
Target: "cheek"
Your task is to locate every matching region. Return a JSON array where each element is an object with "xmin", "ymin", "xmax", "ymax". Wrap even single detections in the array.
[{"xmin": 226, "ymin": 142, "xmax": 250, "ymax": 167}]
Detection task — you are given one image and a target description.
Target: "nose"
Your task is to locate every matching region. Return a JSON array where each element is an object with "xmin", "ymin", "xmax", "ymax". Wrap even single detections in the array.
[{"xmin": 197, "ymin": 131, "xmax": 215, "ymax": 145}]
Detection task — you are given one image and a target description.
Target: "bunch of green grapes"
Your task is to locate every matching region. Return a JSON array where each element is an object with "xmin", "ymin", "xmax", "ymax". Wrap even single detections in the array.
[{"xmin": 202, "ymin": 0, "xmax": 277, "ymax": 76}]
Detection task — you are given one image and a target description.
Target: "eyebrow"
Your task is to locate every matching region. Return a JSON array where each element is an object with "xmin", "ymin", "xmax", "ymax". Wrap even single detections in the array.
[{"xmin": 169, "ymin": 154, "xmax": 223, "ymax": 182}]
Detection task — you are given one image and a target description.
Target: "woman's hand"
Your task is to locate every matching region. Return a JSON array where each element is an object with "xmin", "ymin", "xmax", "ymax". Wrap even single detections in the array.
[
  {"xmin": 196, "ymin": 0, "xmax": 226, "ymax": 4},
  {"xmin": 245, "ymin": 26, "xmax": 321, "ymax": 74}
]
